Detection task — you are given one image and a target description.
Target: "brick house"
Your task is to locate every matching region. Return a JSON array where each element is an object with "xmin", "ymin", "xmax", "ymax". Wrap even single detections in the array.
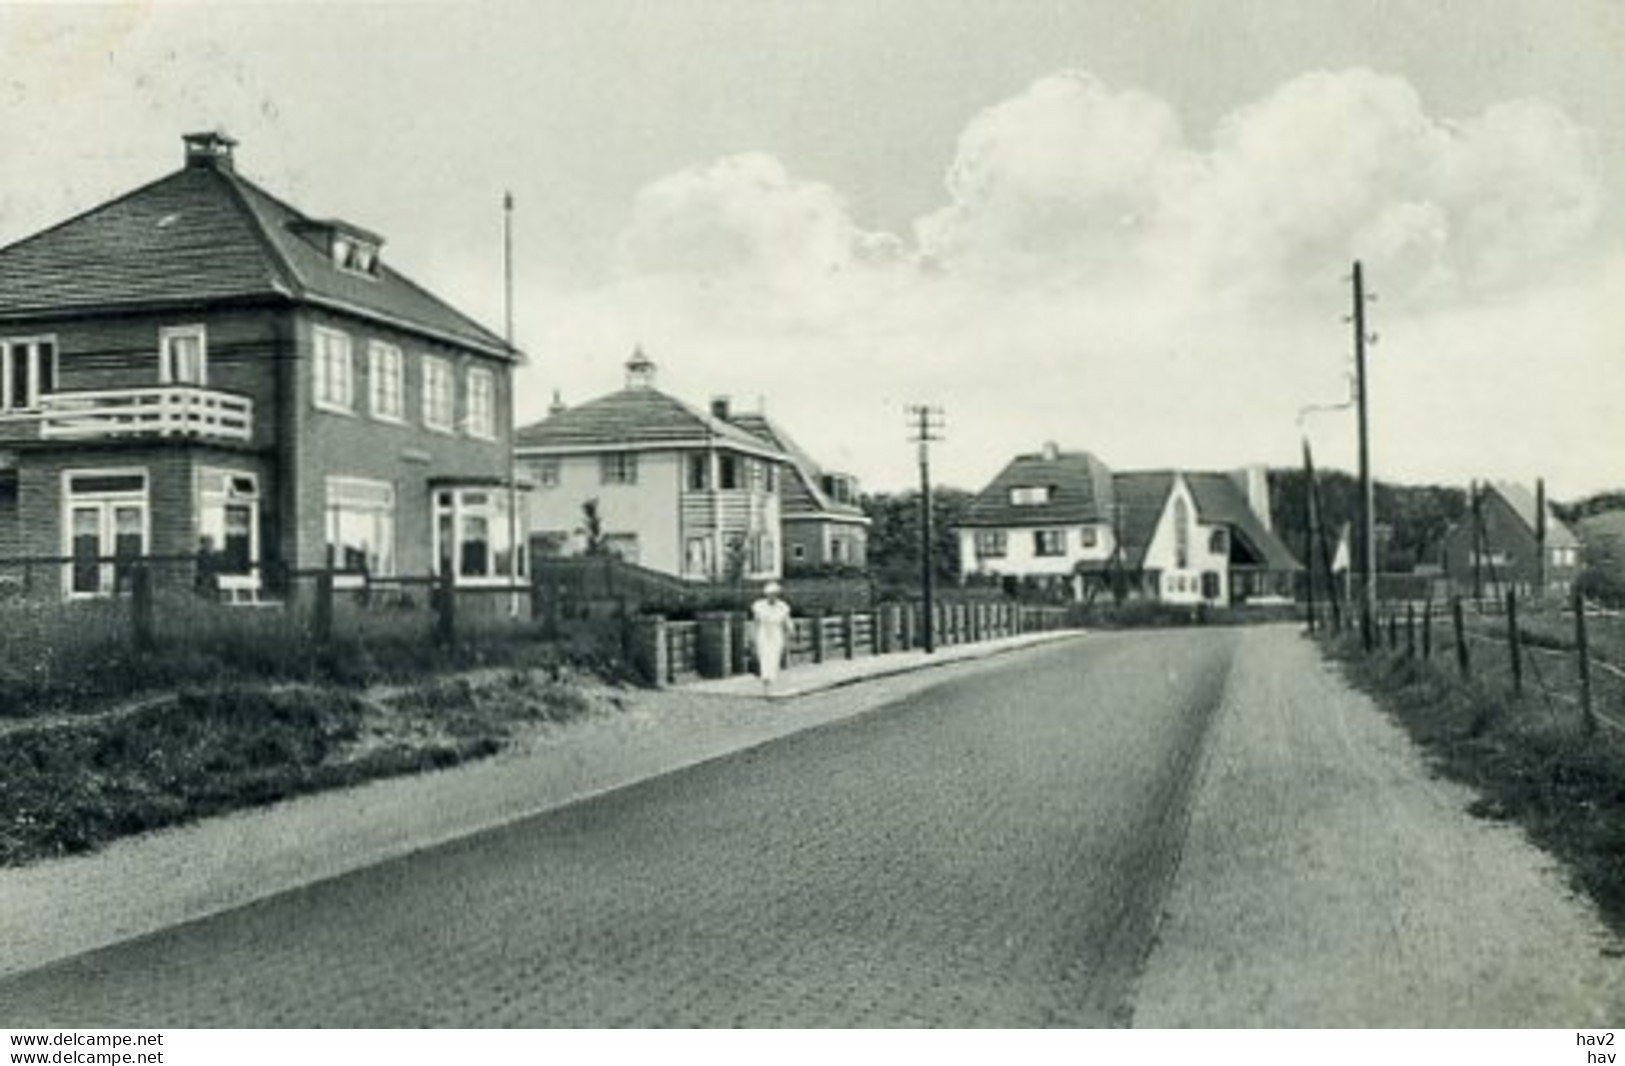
[
  {"xmin": 956, "ymin": 442, "xmax": 1299, "ymax": 605},
  {"xmin": 1440, "ymin": 481, "xmax": 1580, "ymax": 600},
  {"xmin": 515, "ymin": 350, "xmax": 786, "ymax": 582},
  {"xmin": 0, "ymin": 132, "xmax": 524, "ymax": 599},
  {"xmin": 717, "ymin": 400, "xmax": 869, "ymax": 572}
]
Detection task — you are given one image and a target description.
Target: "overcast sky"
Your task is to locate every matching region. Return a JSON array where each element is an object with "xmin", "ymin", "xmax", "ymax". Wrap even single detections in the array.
[{"xmin": 2, "ymin": 1, "xmax": 1621, "ymax": 496}]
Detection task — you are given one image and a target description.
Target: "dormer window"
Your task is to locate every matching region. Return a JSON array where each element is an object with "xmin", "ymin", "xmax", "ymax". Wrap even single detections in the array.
[
  {"xmin": 332, "ymin": 233, "xmax": 380, "ymax": 277},
  {"xmin": 1010, "ymin": 485, "xmax": 1052, "ymax": 506}
]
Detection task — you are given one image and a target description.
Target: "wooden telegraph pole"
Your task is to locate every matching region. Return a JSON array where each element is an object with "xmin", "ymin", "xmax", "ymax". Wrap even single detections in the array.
[
  {"xmin": 1353, "ymin": 261, "xmax": 1377, "ymax": 652},
  {"xmin": 908, "ymin": 405, "xmax": 945, "ymax": 654}
]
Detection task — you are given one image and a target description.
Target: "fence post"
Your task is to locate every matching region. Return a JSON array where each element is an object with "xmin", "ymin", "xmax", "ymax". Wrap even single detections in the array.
[
  {"xmin": 1387, "ymin": 609, "xmax": 1398, "ymax": 651},
  {"xmin": 1506, "ymin": 589, "xmax": 1522, "ymax": 697},
  {"xmin": 434, "ymin": 566, "xmax": 456, "ymax": 645},
  {"xmin": 901, "ymin": 603, "xmax": 917, "ymax": 650},
  {"xmin": 1451, "ymin": 596, "xmax": 1470, "ymax": 678},
  {"xmin": 841, "ymin": 611, "xmax": 856, "ymax": 659},
  {"xmin": 730, "ymin": 613, "xmax": 751, "ymax": 676},
  {"xmin": 696, "ymin": 611, "xmax": 733, "ymax": 679},
  {"xmin": 1422, "ymin": 594, "xmax": 1433, "ymax": 660},
  {"xmin": 1575, "ymin": 586, "xmax": 1595, "ymax": 735},
  {"xmin": 631, "ymin": 615, "xmax": 669, "ymax": 688},
  {"xmin": 1406, "ymin": 603, "xmax": 1416, "ymax": 659},
  {"xmin": 314, "ymin": 567, "xmax": 335, "ymax": 646},
  {"xmin": 810, "ymin": 610, "xmax": 826, "ymax": 663},
  {"xmin": 131, "ymin": 562, "xmax": 156, "ymax": 652}
]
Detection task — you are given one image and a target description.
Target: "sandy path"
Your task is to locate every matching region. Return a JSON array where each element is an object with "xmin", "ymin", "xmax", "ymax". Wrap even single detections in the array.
[{"xmin": 1134, "ymin": 625, "xmax": 1625, "ymax": 1026}]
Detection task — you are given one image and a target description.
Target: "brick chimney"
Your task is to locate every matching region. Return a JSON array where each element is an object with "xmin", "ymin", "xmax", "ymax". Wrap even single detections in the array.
[
  {"xmin": 710, "ymin": 396, "xmax": 731, "ymax": 421},
  {"xmin": 183, "ymin": 131, "xmax": 237, "ymax": 172},
  {"xmin": 624, "ymin": 346, "xmax": 657, "ymax": 390},
  {"xmin": 1041, "ymin": 440, "xmax": 1060, "ymax": 462}
]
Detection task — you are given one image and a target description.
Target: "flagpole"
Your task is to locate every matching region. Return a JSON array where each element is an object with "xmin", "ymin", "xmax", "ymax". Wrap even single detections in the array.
[{"xmin": 504, "ymin": 190, "xmax": 521, "ymax": 617}]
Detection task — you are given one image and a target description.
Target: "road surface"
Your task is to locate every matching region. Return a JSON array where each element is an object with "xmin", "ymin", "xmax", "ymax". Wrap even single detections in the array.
[{"xmin": 2, "ymin": 627, "xmax": 1620, "ymax": 1026}]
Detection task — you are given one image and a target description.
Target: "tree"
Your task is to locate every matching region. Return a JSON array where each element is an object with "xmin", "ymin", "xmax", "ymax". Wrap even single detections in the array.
[{"xmin": 860, "ymin": 487, "xmax": 973, "ymax": 597}]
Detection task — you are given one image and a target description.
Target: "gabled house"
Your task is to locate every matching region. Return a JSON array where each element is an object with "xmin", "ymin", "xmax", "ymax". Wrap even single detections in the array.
[
  {"xmin": 718, "ymin": 401, "xmax": 870, "ymax": 572},
  {"xmin": 1440, "ymin": 481, "xmax": 1580, "ymax": 599},
  {"xmin": 0, "ymin": 132, "xmax": 524, "ymax": 599},
  {"xmin": 956, "ymin": 442, "xmax": 1299, "ymax": 605},
  {"xmin": 515, "ymin": 351, "xmax": 786, "ymax": 582},
  {"xmin": 1577, "ymin": 510, "xmax": 1625, "ymax": 599}
]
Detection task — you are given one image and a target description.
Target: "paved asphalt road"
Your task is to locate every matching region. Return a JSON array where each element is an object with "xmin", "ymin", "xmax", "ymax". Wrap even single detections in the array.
[{"xmin": 0, "ymin": 630, "xmax": 1238, "ymax": 1027}]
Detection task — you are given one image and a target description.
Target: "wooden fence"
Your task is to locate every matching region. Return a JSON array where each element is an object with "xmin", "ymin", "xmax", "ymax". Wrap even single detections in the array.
[{"xmin": 635, "ymin": 600, "xmax": 1071, "ymax": 687}]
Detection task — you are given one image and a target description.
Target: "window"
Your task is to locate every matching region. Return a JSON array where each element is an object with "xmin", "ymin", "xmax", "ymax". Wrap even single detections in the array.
[
  {"xmin": 332, "ymin": 233, "xmax": 380, "ymax": 277},
  {"xmin": 368, "ymin": 342, "xmax": 404, "ymax": 421},
  {"xmin": 687, "ymin": 454, "xmax": 710, "ymax": 491},
  {"xmin": 830, "ymin": 537, "xmax": 845, "ymax": 564},
  {"xmin": 685, "ymin": 536, "xmax": 715, "ymax": 577},
  {"xmin": 792, "ymin": 543, "xmax": 807, "ymax": 562},
  {"xmin": 422, "ymin": 357, "xmax": 454, "ymax": 431},
  {"xmin": 197, "ymin": 469, "xmax": 259, "ymax": 578},
  {"xmin": 1202, "ymin": 572, "xmax": 1222, "ymax": 600},
  {"xmin": 62, "ymin": 469, "xmax": 148, "ymax": 598},
  {"xmin": 159, "ymin": 325, "xmax": 207, "ymax": 385},
  {"xmin": 466, "ymin": 367, "xmax": 495, "ymax": 439},
  {"xmin": 434, "ymin": 488, "xmax": 521, "ymax": 583},
  {"xmin": 531, "ymin": 459, "xmax": 561, "ymax": 489},
  {"xmin": 750, "ymin": 531, "xmax": 776, "ymax": 574},
  {"xmin": 975, "ymin": 530, "xmax": 1007, "ymax": 558},
  {"xmin": 313, "ymin": 328, "xmax": 354, "ymax": 412},
  {"xmin": 601, "ymin": 453, "xmax": 638, "ymax": 485},
  {"xmin": 719, "ymin": 454, "xmax": 739, "ymax": 490},
  {"xmin": 765, "ymin": 464, "xmax": 777, "ymax": 493},
  {"xmin": 1080, "ymin": 526, "xmax": 1099, "ymax": 549},
  {"xmin": 1209, "ymin": 528, "xmax": 1229, "ymax": 556},
  {"xmin": 325, "ymin": 477, "xmax": 395, "ymax": 577},
  {"xmin": 1174, "ymin": 498, "xmax": 1191, "ymax": 569},
  {"xmin": 1, "ymin": 336, "xmax": 56, "ymax": 412},
  {"xmin": 1034, "ymin": 529, "xmax": 1067, "ymax": 557},
  {"xmin": 1010, "ymin": 485, "xmax": 1051, "ymax": 506}
]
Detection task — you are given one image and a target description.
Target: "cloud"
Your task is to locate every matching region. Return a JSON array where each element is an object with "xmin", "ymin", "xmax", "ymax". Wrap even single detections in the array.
[{"xmin": 520, "ymin": 68, "xmax": 1614, "ymax": 495}]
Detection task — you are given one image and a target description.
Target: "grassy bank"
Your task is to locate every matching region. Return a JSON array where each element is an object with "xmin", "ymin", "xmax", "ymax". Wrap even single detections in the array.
[
  {"xmin": 1323, "ymin": 634, "xmax": 1625, "ymax": 938},
  {"xmin": 0, "ymin": 594, "xmax": 630, "ymax": 718},
  {"xmin": 0, "ymin": 669, "xmax": 619, "ymax": 867}
]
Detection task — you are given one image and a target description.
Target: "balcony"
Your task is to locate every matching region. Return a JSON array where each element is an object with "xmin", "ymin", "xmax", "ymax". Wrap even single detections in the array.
[{"xmin": 39, "ymin": 387, "xmax": 254, "ymax": 443}]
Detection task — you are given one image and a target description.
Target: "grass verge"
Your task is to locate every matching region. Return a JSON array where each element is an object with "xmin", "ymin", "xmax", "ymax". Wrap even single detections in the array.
[
  {"xmin": 1323, "ymin": 634, "xmax": 1625, "ymax": 940},
  {"xmin": 0, "ymin": 668, "xmax": 619, "ymax": 867}
]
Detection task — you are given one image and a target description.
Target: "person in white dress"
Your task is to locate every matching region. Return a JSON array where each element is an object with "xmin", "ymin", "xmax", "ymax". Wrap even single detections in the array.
[{"xmin": 749, "ymin": 580, "xmax": 792, "ymax": 693}]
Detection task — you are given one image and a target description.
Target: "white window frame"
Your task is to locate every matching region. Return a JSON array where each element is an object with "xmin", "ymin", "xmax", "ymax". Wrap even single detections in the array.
[
  {"xmin": 975, "ymin": 530, "xmax": 1007, "ymax": 559},
  {"xmin": 367, "ymin": 341, "xmax": 405, "ymax": 423},
  {"xmin": 422, "ymin": 356, "xmax": 455, "ymax": 433},
  {"xmin": 532, "ymin": 459, "xmax": 561, "ymax": 489},
  {"xmin": 1010, "ymin": 485, "xmax": 1051, "ymax": 506},
  {"xmin": 324, "ymin": 476, "xmax": 396, "ymax": 584},
  {"xmin": 434, "ymin": 487, "xmax": 522, "ymax": 585},
  {"xmin": 1, "ymin": 335, "xmax": 58, "ymax": 413},
  {"xmin": 196, "ymin": 467, "xmax": 261, "ymax": 592},
  {"xmin": 1034, "ymin": 528, "xmax": 1068, "ymax": 557},
  {"xmin": 313, "ymin": 327, "xmax": 355, "ymax": 414},
  {"xmin": 61, "ymin": 467, "xmax": 150, "ymax": 600},
  {"xmin": 601, "ymin": 452, "xmax": 638, "ymax": 486},
  {"xmin": 158, "ymin": 324, "xmax": 208, "ymax": 386},
  {"xmin": 465, "ymin": 366, "xmax": 495, "ymax": 440}
]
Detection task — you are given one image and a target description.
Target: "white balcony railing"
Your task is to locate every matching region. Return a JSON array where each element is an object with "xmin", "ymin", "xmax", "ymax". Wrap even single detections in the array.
[{"xmin": 39, "ymin": 387, "xmax": 254, "ymax": 443}]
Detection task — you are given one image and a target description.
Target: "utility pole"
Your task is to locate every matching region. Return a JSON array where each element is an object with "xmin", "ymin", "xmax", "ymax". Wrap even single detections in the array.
[
  {"xmin": 907, "ymin": 404, "xmax": 945, "ymax": 654},
  {"xmin": 1353, "ymin": 260, "xmax": 1377, "ymax": 652},
  {"xmin": 1302, "ymin": 439, "xmax": 1318, "ymax": 634},
  {"xmin": 1535, "ymin": 477, "xmax": 1548, "ymax": 599}
]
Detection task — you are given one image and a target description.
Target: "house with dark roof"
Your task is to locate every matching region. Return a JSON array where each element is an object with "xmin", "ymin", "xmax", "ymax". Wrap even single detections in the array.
[
  {"xmin": 956, "ymin": 442, "xmax": 1299, "ymax": 605},
  {"xmin": 0, "ymin": 132, "xmax": 524, "ymax": 599},
  {"xmin": 718, "ymin": 400, "xmax": 870, "ymax": 572},
  {"xmin": 1439, "ymin": 481, "xmax": 1580, "ymax": 600},
  {"xmin": 515, "ymin": 351, "xmax": 787, "ymax": 581},
  {"xmin": 1577, "ymin": 509, "xmax": 1625, "ymax": 600}
]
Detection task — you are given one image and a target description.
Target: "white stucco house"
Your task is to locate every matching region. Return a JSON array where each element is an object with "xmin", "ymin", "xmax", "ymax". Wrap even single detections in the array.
[
  {"xmin": 957, "ymin": 442, "xmax": 1299, "ymax": 606},
  {"xmin": 514, "ymin": 350, "xmax": 786, "ymax": 582}
]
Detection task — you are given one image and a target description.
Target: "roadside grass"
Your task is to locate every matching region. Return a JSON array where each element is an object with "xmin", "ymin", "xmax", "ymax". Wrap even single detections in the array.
[
  {"xmin": 1068, "ymin": 600, "xmax": 1301, "ymax": 629},
  {"xmin": 0, "ymin": 668, "xmax": 620, "ymax": 867},
  {"xmin": 1323, "ymin": 634, "xmax": 1625, "ymax": 939},
  {"xmin": 0, "ymin": 594, "xmax": 632, "ymax": 719}
]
